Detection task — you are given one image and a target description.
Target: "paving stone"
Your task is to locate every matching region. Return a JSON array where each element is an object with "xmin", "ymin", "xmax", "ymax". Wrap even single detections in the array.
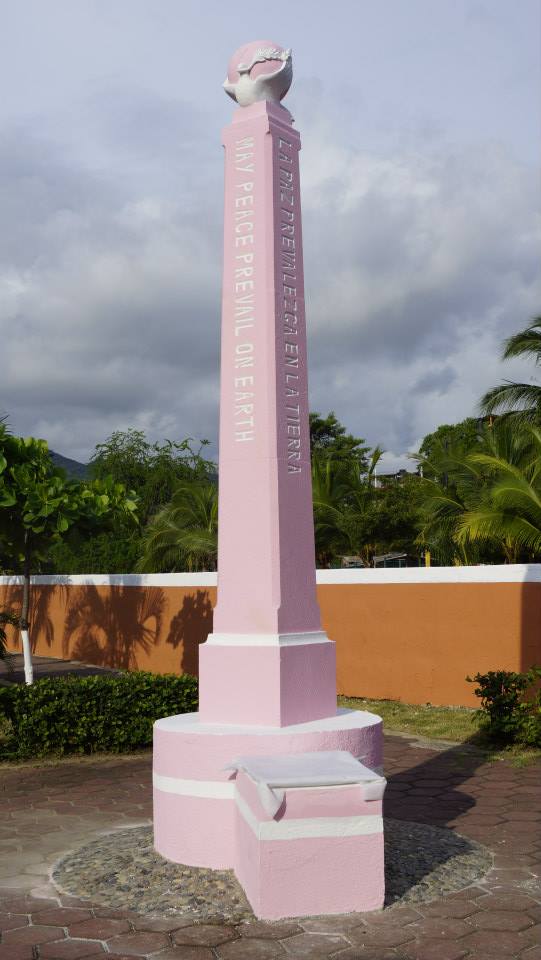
[
  {"xmin": 523, "ymin": 923, "xmax": 541, "ymax": 944},
  {"xmin": 153, "ymin": 948, "xmax": 216, "ymax": 960},
  {"xmin": 217, "ymin": 937, "xmax": 286, "ymax": 959},
  {"xmin": 130, "ymin": 915, "xmax": 193, "ymax": 932},
  {"xmin": 332, "ymin": 950, "xmax": 409, "ymax": 960},
  {"xmin": 59, "ymin": 896, "xmax": 94, "ymax": 908},
  {"xmin": 105, "ymin": 931, "xmax": 171, "ymax": 955},
  {"xmin": 471, "ymin": 909, "xmax": 535, "ymax": 931},
  {"xmin": 407, "ymin": 918, "xmax": 473, "ymax": 940},
  {"xmin": 1, "ymin": 896, "xmax": 59, "ymax": 913},
  {"xmin": 0, "ymin": 945, "xmax": 34, "ymax": 959},
  {"xmin": 92, "ymin": 907, "xmax": 140, "ymax": 921},
  {"xmin": 39, "ymin": 940, "xmax": 105, "ymax": 958},
  {"xmin": 1, "ymin": 922, "xmax": 66, "ymax": 944},
  {"xmin": 0, "ymin": 911, "xmax": 29, "ymax": 930},
  {"xmin": 239, "ymin": 919, "xmax": 303, "ymax": 938},
  {"xmin": 68, "ymin": 917, "xmax": 132, "ymax": 939},
  {"xmin": 420, "ymin": 899, "xmax": 480, "ymax": 919},
  {"xmin": 362, "ymin": 906, "xmax": 422, "ymax": 926},
  {"xmin": 460, "ymin": 929, "xmax": 530, "ymax": 956},
  {"xmin": 404, "ymin": 942, "xmax": 468, "ymax": 960},
  {"xmin": 172, "ymin": 924, "xmax": 237, "ymax": 947},
  {"xmin": 480, "ymin": 893, "xmax": 541, "ymax": 912},
  {"xmin": 32, "ymin": 907, "xmax": 94, "ymax": 925},
  {"xmin": 522, "ymin": 947, "xmax": 541, "ymax": 960},
  {"xmin": 348, "ymin": 925, "xmax": 416, "ymax": 949},
  {"xmin": 281, "ymin": 932, "xmax": 350, "ymax": 957}
]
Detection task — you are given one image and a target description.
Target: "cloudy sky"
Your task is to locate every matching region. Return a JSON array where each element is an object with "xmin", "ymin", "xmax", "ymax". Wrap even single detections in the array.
[{"xmin": 1, "ymin": 0, "xmax": 539, "ymax": 470}]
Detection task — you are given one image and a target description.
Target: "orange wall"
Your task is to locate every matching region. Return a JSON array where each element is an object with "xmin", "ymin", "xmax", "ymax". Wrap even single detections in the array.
[{"xmin": 1, "ymin": 576, "xmax": 540, "ymax": 707}]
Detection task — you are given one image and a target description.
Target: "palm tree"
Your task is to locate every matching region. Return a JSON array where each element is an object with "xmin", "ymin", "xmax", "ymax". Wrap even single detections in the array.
[
  {"xmin": 413, "ymin": 439, "xmax": 487, "ymax": 565},
  {"xmin": 137, "ymin": 479, "xmax": 218, "ymax": 572},
  {"xmin": 481, "ymin": 316, "xmax": 541, "ymax": 422},
  {"xmin": 415, "ymin": 420, "xmax": 541, "ymax": 563},
  {"xmin": 311, "ymin": 447, "xmax": 383, "ymax": 566},
  {"xmin": 457, "ymin": 422, "xmax": 541, "ymax": 561}
]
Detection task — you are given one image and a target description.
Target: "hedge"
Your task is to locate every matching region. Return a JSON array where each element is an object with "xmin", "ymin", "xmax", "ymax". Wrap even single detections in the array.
[{"xmin": 0, "ymin": 671, "xmax": 198, "ymax": 760}]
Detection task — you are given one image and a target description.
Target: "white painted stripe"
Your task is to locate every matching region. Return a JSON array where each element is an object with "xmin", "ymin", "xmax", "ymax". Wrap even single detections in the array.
[
  {"xmin": 205, "ymin": 631, "xmax": 331, "ymax": 647},
  {"xmin": 235, "ymin": 789, "xmax": 383, "ymax": 841},
  {"xmin": 315, "ymin": 564, "xmax": 541, "ymax": 584},
  {"xmin": 153, "ymin": 773, "xmax": 235, "ymax": 799},
  {"xmin": 2, "ymin": 564, "xmax": 540, "ymax": 587}
]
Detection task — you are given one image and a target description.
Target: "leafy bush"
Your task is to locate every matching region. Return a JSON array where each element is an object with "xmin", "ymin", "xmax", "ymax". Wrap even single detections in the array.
[
  {"xmin": 0, "ymin": 671, "xmax": 198, "ymax": 759},
  {"xmin": 467, "ymin": 668, "xmax": 541, "ymax": 746}
]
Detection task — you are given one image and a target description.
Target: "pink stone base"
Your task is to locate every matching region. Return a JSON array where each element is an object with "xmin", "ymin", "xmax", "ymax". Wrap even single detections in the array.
[
  {"xmin": 236, "ymin": 814, "xmax": 385, "ymax": 918},
  {"xmin": 198, "ymin": 638, "xmax": 337, "ymax": 726},
  {"xmin": 153, "ymin": 709, "xmax": 383, "ymax": 870}
]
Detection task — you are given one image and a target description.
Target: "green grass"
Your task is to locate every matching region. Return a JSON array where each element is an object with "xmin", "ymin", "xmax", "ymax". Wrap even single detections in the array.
[
  {"xmin": 338, "ymin": 695, "xmax": 541, "ymax": 766},
  {"xmin": 338, "ymin": 695, "xmax": 479, "ymax": 742}
]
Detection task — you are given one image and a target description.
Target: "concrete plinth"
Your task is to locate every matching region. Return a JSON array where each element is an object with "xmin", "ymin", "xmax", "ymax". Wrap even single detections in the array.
[
  {"xmin": 198, "ymin": 634, "xmax": 337, "ymax": 726},
  {"xmin": 153, "ymin": 708, "xmax": 382, "ymax": 869}
]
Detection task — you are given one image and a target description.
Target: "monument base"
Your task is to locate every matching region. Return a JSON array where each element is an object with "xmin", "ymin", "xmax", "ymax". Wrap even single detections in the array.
[
  {"xmin": 153, "ymin": 709, "xmax": 383, "ymax": 870},
  {"xmin": 199, "ymin": 633, "xmax": 337, "ymax": 726}
]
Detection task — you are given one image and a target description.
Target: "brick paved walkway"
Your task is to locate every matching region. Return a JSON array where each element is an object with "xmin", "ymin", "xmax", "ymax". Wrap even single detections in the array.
[{"xmin": 1, "ymin": 734, "xmax": 539, "ymax": 959}]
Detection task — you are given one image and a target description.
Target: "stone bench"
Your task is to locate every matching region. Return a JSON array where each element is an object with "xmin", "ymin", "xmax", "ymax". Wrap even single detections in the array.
[{"xmin": 229, "ymin": 750, "xmax": 386, "ymax": 919}]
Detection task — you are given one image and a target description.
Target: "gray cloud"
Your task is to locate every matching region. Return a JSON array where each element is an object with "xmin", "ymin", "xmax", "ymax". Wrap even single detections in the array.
[{"xmin": 1, "ymin": 76, "xmax": 539, "ymax": 467}]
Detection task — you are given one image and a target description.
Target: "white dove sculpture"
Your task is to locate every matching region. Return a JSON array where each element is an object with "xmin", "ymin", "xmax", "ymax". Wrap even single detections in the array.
[{"xmin": 223, "ymin": 44, "xmax": 292, "ymax": 107}]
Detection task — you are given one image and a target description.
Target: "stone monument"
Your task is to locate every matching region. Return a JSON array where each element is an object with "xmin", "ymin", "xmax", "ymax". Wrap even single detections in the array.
[{"xmin": 153, "ymin": 41, "xmax": 385, "ymax": 918}]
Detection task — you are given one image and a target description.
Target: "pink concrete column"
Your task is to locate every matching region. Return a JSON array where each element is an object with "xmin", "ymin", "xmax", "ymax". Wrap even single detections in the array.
[{"xmin": 199, "ymin": 42, "xmax": 336, "ymax": 726}]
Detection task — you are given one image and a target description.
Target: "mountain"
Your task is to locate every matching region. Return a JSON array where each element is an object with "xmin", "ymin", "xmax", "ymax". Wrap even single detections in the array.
[{"xmin": 50, "ymin": 450, "xmax": 89, "ymax": 480}]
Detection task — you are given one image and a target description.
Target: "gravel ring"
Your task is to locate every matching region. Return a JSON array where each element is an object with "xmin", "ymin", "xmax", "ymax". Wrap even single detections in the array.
[{"xmin": 53, "ymin": 819, "xmax": 491, "ymax": 921}]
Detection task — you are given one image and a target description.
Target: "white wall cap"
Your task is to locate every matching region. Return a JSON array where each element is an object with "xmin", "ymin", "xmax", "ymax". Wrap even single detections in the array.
[{"xmin": 2, "ymin": 564, "xmax": 541, "ymax": 588}]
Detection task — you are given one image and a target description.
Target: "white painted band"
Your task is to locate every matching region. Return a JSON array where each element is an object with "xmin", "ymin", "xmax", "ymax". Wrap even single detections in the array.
[
  {"xmin": 204, "ymin": 630, "xmax": 331, "ymax": 648},
  {"xmin": 235, "ymin": 789, "xmax": 383, "ymax": 841},
  {"xmin": 153, "ymin": 773, "xmax": 235, "ymax": 799},
  {"xmin": 2, "ymin": 563, "xmax": 541, "ymax": 587}
]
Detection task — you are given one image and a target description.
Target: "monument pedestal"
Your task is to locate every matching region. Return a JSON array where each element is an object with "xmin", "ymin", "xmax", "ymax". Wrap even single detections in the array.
[
  {"xmin": 153, "ymin": 40, "xmax": 386, "ymax": 917},
  {"xmin": 153, "ymin": 708, "xmax": 383, "ymax": 871},
  {"xmin": 199, "ymin": 633, "xmax": 336, "ymax": 726}
]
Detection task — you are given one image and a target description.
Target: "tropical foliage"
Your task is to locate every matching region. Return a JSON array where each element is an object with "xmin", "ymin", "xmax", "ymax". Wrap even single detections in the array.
[
  {"xmin": 137, "ymin": 478, "xmax": 218, "ymax": 572},
  {"xmin": 481, "ymin": 317, "xmax": 541, "ymax": 421},
  {"xmin": 0, "ymin": 421, "xmax": 138, "ymax": 681},
  {"xmin": 415, "ymin": 419, "xmax": 541, "ymax": 564}
]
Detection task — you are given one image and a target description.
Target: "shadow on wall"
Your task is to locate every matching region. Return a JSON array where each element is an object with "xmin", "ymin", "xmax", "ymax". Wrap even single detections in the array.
[
  {"xmin": 166, "ymin": 590, "xmax": 213, "ymax": 677},
  {"xmin": 521, "ymin": 580, "xmax": 541, "ymax": 673},
  {"xmin": 2, "ymin": 582, "xmax": 67, "ymax": 654},
  {"xmin": 63, "ymin": 585, "xmax": 166, "ymax": 671}
]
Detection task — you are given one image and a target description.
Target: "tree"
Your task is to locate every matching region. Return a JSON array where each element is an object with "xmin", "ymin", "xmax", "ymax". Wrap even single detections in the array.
[
  {"xmin": 50, "ymin": 430, "xmax": 215, "ymax": 575},
  {"xmin": 414, "ymin": 419, "xmax": 541, "ymax": 564},
  {"xmin": 0, "ymin": 422, "xmax": 137, "ymax": 683},
  {"xmin": 137, "ymin": 479, "xmax": 218, "ymax": 573},
  {"xmin": 419, "ymin": 418, "xmax": 483, "ymax": 464},
  {"xmin": 310, "ymin": 446, "xmax": 419, "ymax": 567},
  {"xmin": 481, "ymin": 316, "xmax": 541, "ymax": 422},
  {"xmin": 309, "ymin": 412, "xmax": 370, "ymax": 467},
  {"xmin": 89, "ymin": 430, "xmax": 213, "ymax": 525},
  {"xmin": 456, "ymin": 422, "xmax": 541, "ymax": 561}
]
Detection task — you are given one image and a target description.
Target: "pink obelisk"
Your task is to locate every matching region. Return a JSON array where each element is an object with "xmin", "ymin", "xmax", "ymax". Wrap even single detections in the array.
[
  {"xmin": 198, "ymin": 41, "xmax": 336, "ymax": 726},
  {"xmin": 153, "ymin": 45, "xmax": 384, "ymax": 903}
]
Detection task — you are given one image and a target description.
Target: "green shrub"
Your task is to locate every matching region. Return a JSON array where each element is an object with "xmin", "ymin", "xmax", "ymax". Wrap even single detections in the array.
[
  {"xmin": 0, "ymin": 671, "xmax": 198, "ymax": 760},
  {"xmin": 467, "ymin": 667, "xmax": 541, "ymax": 746}
]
